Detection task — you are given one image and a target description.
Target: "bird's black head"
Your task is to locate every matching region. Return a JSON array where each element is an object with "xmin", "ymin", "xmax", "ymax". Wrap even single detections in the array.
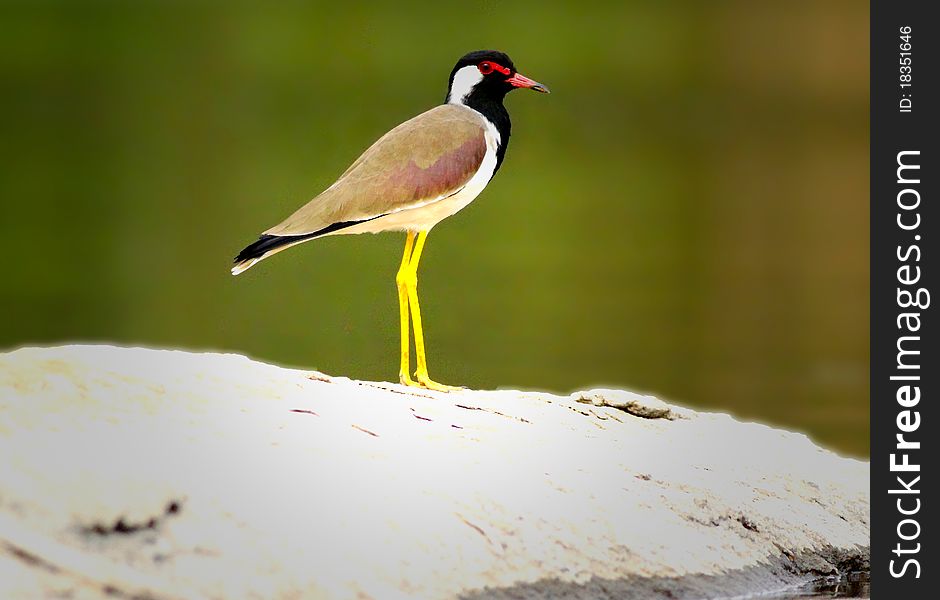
[{"xmin": 446, "ymin": 50, "xmax": 549, "ymax": 106}]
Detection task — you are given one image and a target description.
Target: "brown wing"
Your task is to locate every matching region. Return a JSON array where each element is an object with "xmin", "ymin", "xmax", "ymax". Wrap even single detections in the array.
[{"xmin": 264, "ymin": 104, "xmax": 488, "ymax": 237}]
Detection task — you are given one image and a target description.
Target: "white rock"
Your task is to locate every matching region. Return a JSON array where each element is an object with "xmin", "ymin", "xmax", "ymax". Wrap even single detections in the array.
[{"xmin": 0, "ymin": 345, "xmax": 869, "ymax": 599}]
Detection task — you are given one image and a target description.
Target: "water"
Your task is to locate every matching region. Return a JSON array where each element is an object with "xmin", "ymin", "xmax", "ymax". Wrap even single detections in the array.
[{"xmin": 759, "ymin": 573, "xmax": 870, "ymax": 599}]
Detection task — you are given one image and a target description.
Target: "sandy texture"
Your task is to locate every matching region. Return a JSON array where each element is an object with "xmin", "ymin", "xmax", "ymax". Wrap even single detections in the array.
[{"xmin": 0, "ymin": 345, "xmax": 869, "ymax": 599}]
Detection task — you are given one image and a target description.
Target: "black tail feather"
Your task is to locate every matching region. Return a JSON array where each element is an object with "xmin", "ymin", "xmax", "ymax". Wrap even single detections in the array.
[
  {"xmin": 231, "ymin": 217, "xmax": 384, "ymax": 274},
  {"xmin": 233, "ymin": 234, "xmax": 313, "ymax": 264}
]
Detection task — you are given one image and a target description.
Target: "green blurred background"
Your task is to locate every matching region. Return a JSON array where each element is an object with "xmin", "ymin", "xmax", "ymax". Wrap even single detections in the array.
[{"xmin": 0, "ymin": 1, "xmax": 869, "ymax": 455}]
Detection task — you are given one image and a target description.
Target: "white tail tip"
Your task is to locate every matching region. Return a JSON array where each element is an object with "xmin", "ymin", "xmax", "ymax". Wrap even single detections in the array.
[{"xmin": 231, "ymin": 259, "xmax": 258, "ymax": 276}]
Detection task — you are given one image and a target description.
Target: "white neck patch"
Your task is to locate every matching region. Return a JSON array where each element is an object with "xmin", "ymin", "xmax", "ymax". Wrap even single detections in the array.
[{"xmin": 447, "ymin": 65, "xmax": 483, "ymax": 105}]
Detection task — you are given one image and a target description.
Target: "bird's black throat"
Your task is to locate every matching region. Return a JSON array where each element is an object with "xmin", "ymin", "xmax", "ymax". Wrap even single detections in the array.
[{"xmin": 461, "ymin": 92, "xmax": 511, "ymax": 174}]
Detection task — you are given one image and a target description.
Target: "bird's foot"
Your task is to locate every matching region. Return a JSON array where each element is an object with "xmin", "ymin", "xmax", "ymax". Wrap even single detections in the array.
[
  {"xmin": 418, "ymin": 378, "xmax": 464, "ymax": 393},
  {"xmin": 400, "ymin": 372, "xmax": 463, "ymax": 393}
]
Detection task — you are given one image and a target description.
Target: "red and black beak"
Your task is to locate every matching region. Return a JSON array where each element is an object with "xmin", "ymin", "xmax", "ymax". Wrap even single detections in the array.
[{"xmin": 506, "ymin": 72, "xmax": 550, "ymax": 93}]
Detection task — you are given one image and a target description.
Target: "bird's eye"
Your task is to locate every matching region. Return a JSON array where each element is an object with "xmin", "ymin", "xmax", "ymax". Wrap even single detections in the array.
[{"xmin": 478, "ymin": 62, "xmax": 494, "ymax": 75}]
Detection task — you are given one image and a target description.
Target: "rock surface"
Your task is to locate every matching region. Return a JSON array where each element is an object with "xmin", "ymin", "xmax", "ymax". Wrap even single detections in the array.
[{"xmin": 0, "ymin": 345, "xmax": 869, "ymax": 599}]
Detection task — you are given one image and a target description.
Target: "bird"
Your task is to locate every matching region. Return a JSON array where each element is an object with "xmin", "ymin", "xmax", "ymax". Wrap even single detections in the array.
[{"xmin": 232, "ymin": 50, "xmax": 549, "ymax": 392}]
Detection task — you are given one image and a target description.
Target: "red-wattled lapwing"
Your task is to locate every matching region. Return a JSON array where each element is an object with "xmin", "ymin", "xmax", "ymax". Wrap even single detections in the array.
[{"xmin": 232, "ymin": 50, "xmax": 549, "ymax": 391}]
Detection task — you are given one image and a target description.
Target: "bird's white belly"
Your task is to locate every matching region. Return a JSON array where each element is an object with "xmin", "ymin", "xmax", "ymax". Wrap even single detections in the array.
[
  {"xmin": 336, "ymin": 115, "xmax": 500, "ymax": 235},
  {"xmin": 355, "ymin": 177, "xmax": 487, "ymax": 232}
]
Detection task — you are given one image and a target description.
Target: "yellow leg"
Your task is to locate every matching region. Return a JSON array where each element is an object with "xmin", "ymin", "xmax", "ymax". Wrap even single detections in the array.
[
  {"xmin": 396, "ymin": 232, "xmax": 416, "ymax": 386},
  {"xmin": 400, "ymin": 230, "xmax": 461, "ymax": 392}
]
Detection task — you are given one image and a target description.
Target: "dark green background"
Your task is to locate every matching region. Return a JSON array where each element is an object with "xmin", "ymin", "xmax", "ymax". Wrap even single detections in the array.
[{"xmin": 0, "ymin": 1, "xmax": 869, "ymax": 455}]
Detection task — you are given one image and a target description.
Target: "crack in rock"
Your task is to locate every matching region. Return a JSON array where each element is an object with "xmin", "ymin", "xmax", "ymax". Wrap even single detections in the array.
[{"xmin": 84, "ymin": 500, "xmax": 182, "ymax": 537}]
